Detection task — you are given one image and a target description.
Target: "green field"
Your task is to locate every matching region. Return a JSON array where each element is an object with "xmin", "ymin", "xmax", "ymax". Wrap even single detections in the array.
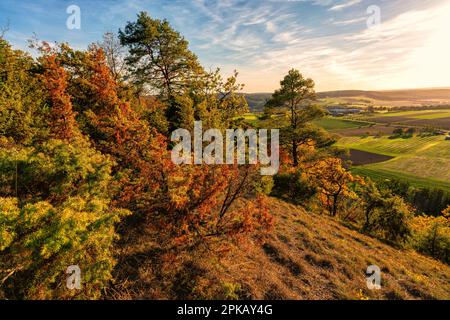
[
  {"xmin": 374, "ymin": 110, "xmax": 450, "ymax": 119},
  {"xmin": 337, "ymin": 135, "xmax": 450, "ymax": 190},
  {"xmin": 412, "ymin": 111, "xmax": 450, "ymax": 119},
  {"xmin": 313, "ymin": 118, "xmax": 370, "ymax": 130},
  {"xmin": 336, "ymin": 135, "xmax": 445, "ymax": 156},
  {"xmin": 350, "ymin": 167, "xmax": 450, "ymax": 191}
]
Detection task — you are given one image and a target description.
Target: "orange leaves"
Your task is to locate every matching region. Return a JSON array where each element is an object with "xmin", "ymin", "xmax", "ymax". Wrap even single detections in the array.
[
  {"xmin": 40, "ymin": 53, "xmax": 79, "ymax": 141},
  {"xmin": 442, "ymin": 206, "xmax": 450, "ymax": 219},
  {"xmin": 158, "ymin": 163, "xmax": 273, "ymax": 247},
  {"xmin": 85, "ymin": 46, "xmax": 121, "ymax": 112}
]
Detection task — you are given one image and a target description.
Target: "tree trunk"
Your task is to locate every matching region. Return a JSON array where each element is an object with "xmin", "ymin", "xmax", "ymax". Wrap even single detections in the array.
[
  {"xmin": 332, "ymin": 194, "xmax": 338, "ymax": 217},
  {"xmin": 292, "ymin": 140, "xmax": 298, "ymax": 167}
]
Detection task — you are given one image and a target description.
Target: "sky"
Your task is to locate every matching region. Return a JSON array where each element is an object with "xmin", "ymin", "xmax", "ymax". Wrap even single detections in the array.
[{"xmin": 1, "ymin": 0, "xmax": 450, "ymax": 92}]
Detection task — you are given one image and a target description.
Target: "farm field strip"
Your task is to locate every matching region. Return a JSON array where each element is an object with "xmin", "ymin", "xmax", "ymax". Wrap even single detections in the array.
[
  {"xmin": 368, "ymin": 155, "xmax": 450, "ymax": 184},
  {"xmin": 313, "ymin": 118, "xmax": 371, "ymax": 131},
  {"xmin": 338, "ymin": 135, "xmax": 450, "ymax": 189},
  {"xmin": 351, "ymin": 167, "xmax": 450, "ymax": 191},
  {"xmin": 336, "ymin": 135, "xmax": 447, "ymax": 156},
  {"xmin": 374, "ymin": 110, "xmax": 450, "ymax": 117},
  {"xmin": 411, "ymin": 111, "xmax": 450, "ymax": 119}
]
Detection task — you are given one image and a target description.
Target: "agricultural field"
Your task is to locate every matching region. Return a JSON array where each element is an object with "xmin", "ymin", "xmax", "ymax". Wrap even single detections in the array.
[
  {"xmin": 312, "ymin": 118, "xmax": 370, "ymax": 131},
  {"xmin": 240, "ymin": 109, "xmax": 450, "ymax": 191},
  {"xmin": 376, "ymin": 110, "xmax": 450, "ymax": 118},
  {"xmin": 316, "ymin": 88, "xmax": 450, "ymax": 108},
  {"xmin": 239, "ymin": 113, "xmax": 259, "ymax": 121},
  {"xmin": 332, "ymin": 125, "xmax": 396, "ymax": 137},
  {"xmin": 337, "ymin": 135, "xmax": 450, "ymax": 191},
  {"xmin": 361, "ymin": 110, "xmax": 450, "ymax": 130},
  {"xmin": 341, "ymin": 149, "xmax": 394, "ymax": 166}
]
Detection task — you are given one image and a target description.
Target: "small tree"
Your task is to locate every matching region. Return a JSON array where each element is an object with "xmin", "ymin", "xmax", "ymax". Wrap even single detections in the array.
[
  {"xmin": 374, "ymin": 195, "xmax": 412, "ymax": 243},
  {"xmin": 308, "ymin": 158, "xmax": 358, "ymax": 217},
  {"xmin": 98, "ymin": 32, "xmax": 126, "ymax": 82},
  {"xmin": 265, "ymin": 69, "xmax": 332, "ymax": 167},
  {"xmin": 410, "ymin": 208, "xmax": 449, "ymax": 263},
  {"xmin": 358, "ymin": 180, "xmax": 385, "ymax": 231},
  {"xmin": 392, "ymin": 128, "xmax": 404, "ymax": 136}
]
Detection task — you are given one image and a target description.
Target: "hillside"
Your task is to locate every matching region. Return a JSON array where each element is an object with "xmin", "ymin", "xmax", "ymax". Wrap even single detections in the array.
[
  {"xmin": 317, "ymin": 88, "xmax": 450, "ymax": 101},
  {"xmin": 109, "ymin": 198, "xmax": 450, "ymax": 300},
  {"xmin": 245, "ymin": 88, "xmax": 450, "ymax": 111},
  {"xmin": 244, "ymin": 93, "xmax": 272, "ymax": 111}
]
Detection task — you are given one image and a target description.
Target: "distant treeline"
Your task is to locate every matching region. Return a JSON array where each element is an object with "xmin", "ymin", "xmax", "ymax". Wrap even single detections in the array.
[
  {"xmin": 382, "ymin": 105, "xmax": 450, "ymax": 112},
  {"xmin": 379, "ymin": 179, "xmax": 450, "ymax": 216}
]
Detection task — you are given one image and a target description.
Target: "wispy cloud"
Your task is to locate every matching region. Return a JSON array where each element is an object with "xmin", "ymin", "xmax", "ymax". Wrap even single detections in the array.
[
  {"xmin": 1, "ymin": 0, "xmax": 449, "ymax": 91},
  {"xmin": 329, "ymin": 0, "xmax": 362, "ymax": 11},
  {"xmin": 332, "ymin": 17, "xmax": 366, "ymax": 25}
]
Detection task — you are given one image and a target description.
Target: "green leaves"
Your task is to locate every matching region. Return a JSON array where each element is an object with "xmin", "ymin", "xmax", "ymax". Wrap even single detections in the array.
[
  {"xmin": 0, "ymin": 136, "xmax": 127, "ymax": 299},
  {"xmin": 119, "ymin": 12, "xmax": 201, "ymax": 98},
  {"xmin": 0, "ymin": 39, "xmax": 47, "ymax": 145},
  {"xmin": 0, "ymin": 196, "xmax": 129, "ymax": 299}
]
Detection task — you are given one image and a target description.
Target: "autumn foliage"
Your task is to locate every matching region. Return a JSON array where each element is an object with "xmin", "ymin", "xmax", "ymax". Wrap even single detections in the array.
[
  {"xmin": 1, "ymin": 12, "xmax": 448, "ymax": 300},
  {"xmin": 1, "ymin": 25, "xmax": 273, "ymax": 298},
  {"xmin": 39, "ymin": 48, "xmax": 79, "ymax": 141}
]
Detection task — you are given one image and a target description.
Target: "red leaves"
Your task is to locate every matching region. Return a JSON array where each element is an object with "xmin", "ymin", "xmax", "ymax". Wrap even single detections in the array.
[
  {"xmin": 160, "ymin": 164, "xmax": 273, "ymax": 247},
  {"xmin": 41, "ymin": 53, "xmax": 79, "ymax": 141}
]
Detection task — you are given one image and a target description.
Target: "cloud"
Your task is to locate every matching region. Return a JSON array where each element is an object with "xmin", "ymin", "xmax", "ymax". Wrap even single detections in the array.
[
  {"xmin": 207, "ymin": 0, "xmax": 448, "ymax": 92},
  {"xmin": 2, "ymin": 0, "xmax": 449, "ymax": 91},
  {"xmin": 266, "ymin": 21, "xmax": 277, "ymax": 33},
  {"xmin": 332, "ymin": 16, "xmax": 366, "ymax": 26},
  {"xmin": 329, "ymin": 0, "xmax": 361, "ymax": 11}
]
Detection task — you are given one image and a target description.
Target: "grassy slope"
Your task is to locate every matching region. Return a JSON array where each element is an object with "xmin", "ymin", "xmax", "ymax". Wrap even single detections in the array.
[
  {"xmin": 109, "ymin": 198, "xmax": 450, "ymax": 300},
  {"xmin": 336, "ymin": 135, "xmax": 450, "ymax": 190}
]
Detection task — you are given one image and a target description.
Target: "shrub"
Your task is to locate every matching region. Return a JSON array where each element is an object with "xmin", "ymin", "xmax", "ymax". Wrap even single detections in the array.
[
  {"xmin": 358, "ymin": 181, "xmax": 412, "ymax": 244},
  {"xmin": 0, "ymin": 197, "xmax": 128, "ymax": 299},
  {"xmin": 375, "ymin": 196, "xmax": 412, "ymax": 243},
  {"xmin": 0, "ymin": 139, "xmax": 128, "ymax": 299},
  {"xmin": 410, "ymin": 213, "xmax": 450, "ymax": 264},
  {"xmin": 271, "ymin": 171, "xmax": 316, "ymax": 205}
]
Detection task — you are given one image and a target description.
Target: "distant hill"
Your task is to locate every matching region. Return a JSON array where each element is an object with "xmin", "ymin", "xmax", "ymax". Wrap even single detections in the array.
[
  {"xmin": 316, "ymin": 88, "xmax": 450, "ymax": 101},
  {"xmin": 245, "ymin": 88, "xmax": 450, "ymax": 111},
  {"xmin": 244, "ymin": 93, "xmax": 272, "ymax": 112}
]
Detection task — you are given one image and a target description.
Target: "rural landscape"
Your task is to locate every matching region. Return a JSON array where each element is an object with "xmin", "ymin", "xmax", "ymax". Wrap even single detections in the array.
[
  {"xmin": 0, "ymin": 0, "xmax": 449, "ymax": 303},
  {"xmin": 246, "ymin": 88, "xmax": 450, "ymax": 193}
]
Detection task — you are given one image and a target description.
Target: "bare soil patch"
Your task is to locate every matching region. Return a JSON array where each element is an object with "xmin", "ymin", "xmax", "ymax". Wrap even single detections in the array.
[{"xmin": 342, "ymin": 149, "xmax": 394, "ymax": 166}]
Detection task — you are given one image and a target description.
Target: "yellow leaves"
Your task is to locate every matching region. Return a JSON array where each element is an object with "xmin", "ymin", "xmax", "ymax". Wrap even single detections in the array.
[
  {"xmin": 0, "ymin": 197, "xmax": 21, "ymax": 250},
  {"xmin": 442, "ymin": 206, "xmax": 450, "ymax": 219},
  {"xmin": 308, "ymin": 157, "xmax": 355, "ymax": 196},
  {"xmin": 0, "ymin": 196, "xmax": 126, "ymax": 298},
  {"xmin": 21, "ymin": 201, "xmax": 54, "ymax": 226},
  {"xmin": 355, "ymin": 289, "xmax": 370, "ymax": 300}
]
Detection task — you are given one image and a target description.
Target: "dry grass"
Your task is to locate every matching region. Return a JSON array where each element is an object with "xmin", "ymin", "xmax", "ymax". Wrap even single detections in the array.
[{"xmin": 107, "ymin": 198, "xmax": 450, "ymax": 300}]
